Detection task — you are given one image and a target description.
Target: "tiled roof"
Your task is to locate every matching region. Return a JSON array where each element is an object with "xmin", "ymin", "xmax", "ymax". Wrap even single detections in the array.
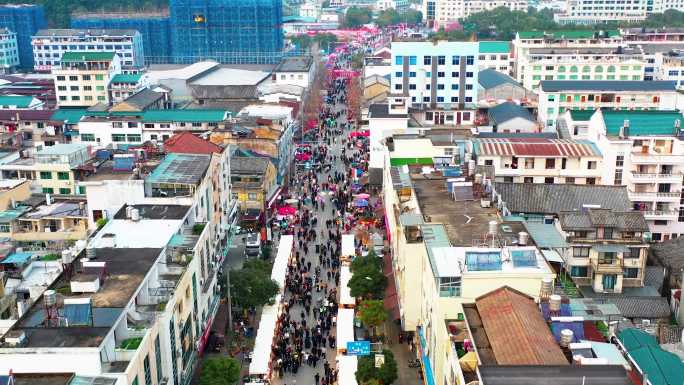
[
  {"xmin": 164, "ymin": 132, "xmax": 222, "ymax": 155},
  {"xmin": 605, "ymin": 297, "xmax": 671, "ymax": 319},
  {"xmin": 473, "ymin": 137, "xmax": 601, "ymax": 157},
  {"xmin": 488, "ymin": 102, "xmax": 535, "ymax": 124},
  {"xmin": 558, "ymin": 209, "xmax": 648, "ymax": 231},
  {"xmin": 475, "ymin": 286, "xmax": 568, "ymax": 366},
  {"xmin": 478, "ymin": 69, "xmax": 519, "ymax": 89},
  {"xmin": 540, "ymin": 80, "xmax": 676, "ymax": 93},
  {"xmin": 494, "ymin": 183, "xmax": 632, "ymax": 215},
  {"xmin": 601, "ymin": 110, "xmax": 683, "ymax": 136},
  {"xmin": 0, "ymin": 109, "xmax": 55, "ymax": 121},
  {"xmin": 650, "ymin": 236, "xmax": 684, "ymax": 271},
  {"xmin": 61, "ymin": 51, "xmax": 116, "ymax": 62},
  {"xmin": 478, "ymin": 41, "xmax": 509, "ymax": 53},
  {"xmin": 119, "ymin": 88, "xmax": 164, "ymax": 110},
  {"xmin": 230, "ymin": 156, "xmax": 270, "ymax": 174}
]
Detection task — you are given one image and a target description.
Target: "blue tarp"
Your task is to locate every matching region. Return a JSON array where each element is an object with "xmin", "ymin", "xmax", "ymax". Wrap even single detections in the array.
[
  {"xmin": 541, "ymin": 302, "xmax": 572, "ymax": 319},
  {"xmin": 551, "ymin": 321, "xmax": 585, "ymax": 343},
  {"xmin": 63, "ymin": 303, "xmax": 92, "ymax": 326},
  {"xmin": 113, "ymin": 156, "xmax": 135, "ymax": 171},
  {"xmin": 0, "ymin": 252, "xmax": 33, "ymax": 264}
]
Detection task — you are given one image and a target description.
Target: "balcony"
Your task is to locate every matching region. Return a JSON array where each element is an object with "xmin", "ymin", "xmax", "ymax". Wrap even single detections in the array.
[
  {"xmin": 642, "ymin": 210, "xmax": 679, "ymax": 220},
  {"xmin": 591, "ymin": 257, "xmax": 623, "ymax": 274},
  {"xmin": 630, "ymin": 153, "xmax": 684, "ymax": 164},
  {"xmin": 629, "ymin": 172, "xmax": 682, "ymax": 183},
  {"xmin": 628, "ymin": 190, "xmax": 682, "ymax": 202}
]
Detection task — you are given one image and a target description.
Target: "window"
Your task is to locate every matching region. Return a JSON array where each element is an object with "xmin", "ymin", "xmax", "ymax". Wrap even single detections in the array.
[
  {"xmin": 466, "ymin": 56, "xmax": 474, "ymax": 65},
  {"xmin": 545, "ymin": 158, "xmax": 555, "ymax": 169},
  {"xmin": 71, "ymin": 96, "xmax": 80, "ymax": 101},
  {"xmin": 544, "ymin": 177, "xmax": 554, "ymax": 184},
  {"xmin": 451, "ymin": 71, "xmax": 459, "ymax": 78},
  {"xmin": 570, "ymin": 266, "xmax": 588, "ymax": 277},
  {"xmin": 566, "ymin": 177, "xmax": 575, "ymax": 184},
  {"xmin": 57, "ymin": 172, "xmax": 69, "ymax": 180},
  {"xmin": 95, "ymin": 74, "xmax": 104, "ymax": 81},
  {"xmin": 465, "ymin": 97, "xmax": 472, "ymax": 102},
  {"xmin": 524, "ymin": 158, "xmax": 534, "ymax": 169},
  {"xmin": 80, "ymin": 133, "xmax": 96, "ymax": 142},
  {"xmin": 603, "ymin": 227, "xmax": 613, "ymax": 239},
  {"xmin": 624, "ymin": 268, "xmax": 639, "ymax": 279},
  {"xmin": 426, "ymin": 84, "xmax": 431, "ymax": 90},
  {"xmin": 111, "ymin": 134, "xmax": 126, "ymax": 142},
  {"xmin": 40, "ymin": 171, "xmax": 52, "ymax": 179},
  {"xmin": 395, "ymin": 56, "xmax": 403, "ymax": 65},
  {"xmin": 573, "ymin": 247, "xmax": 590, "ymax": 258},
  {"xmin": 96, "ymin": 85, "xmax": 105, "ymax": 91},
  {"xmin": 586, "ymin": 177, "xmax": 596, "ymax": 185},
  {"xmin": 42, "ymin": 187, "xmax": 54, "ymax": 194},
  {"xmin": 465, "ymin": 84, "xmax": 473, "ymax": 90},
  {"xmin": 394, "ymin": 84, "xmax": 402, "ymax": 90},
  {"xmin": 0, "ymin": 223, "xmax": 9, "ymax": 233},
  {"xmin": 423, "ymin": 96, "xmax": 430, "ymax": 102},
  {"xmin": 587, "ymin": 161, "xmax": 597, "ymax": 170},
  {"xmin": 437, "ymin": 71, "xmax": 445, "ymax": 78},
  {"xmin": 465, "ymin": 72, "xmax": 473, "ymax": 78},
  {"xmin": 69, "ymin": 76, "xmax": 78, "ymax": 81},
  {"xmin": 409, "ymin": 56, "xmax": 416, "ymax": 65},
  {"xmin": 437, "ymin": 84, "xmax": 444, "ymax": 90},
  {"xmin": 59, "ymin": 188, "xmax": 70, "ymax": 195},
  {"xmin": 248, "ymin": 192, "xmax": 257, "ymax": 200},
  {"xmin": 83, "ymin": 85, "xmax": 92, "ymax": 91},
  {"xmin": 409, "ymin": 71, "xmax": 416, "ymax": 77},
  {"xmin": 426, "ymin": 72, "xmax": 431, "ymax": 78},
  {"xmin": 437, "ymin": 55, "xmax": 445, "ymax": 65},
  {"xmin": 451, "ymin": 84, "xmax": 458, "ymax": 90},
  {"xmin": 615, "ymin": 155, "xmax": 624, "ymax": 167},
  {"xmin": 524, "ymin": 177, "xmax": 533, "ymax": 183},
  {"xmin": 56, "ymin": 75, "xmax": 65, "ymax": 81},
  {"xmin": 97, "ymin": 96, "xmax": 105, "ymax": 101},
  {"xmin": 424, "ymin": 56, "xmax": 431, "ymax": 65},
  {"xmin": 439, "ymin": 276, "xmax": 461, "ymax": 297},
  {"xmin": 395, "ymin": 71, "xmax": 402, "ymax": 77},
  {"xmin": 452, "ymin": 56, "xmax": 460, "ymax": 65},
  {"xmin": 451, "ymin": 97, "xmax": 458, "ymax": 102},
  {"xmin": 626, "ymin": 247, "xmax": 641, "ymax": 259},
  {"xmin": 437, "ymin": 97, "xmax": 444, "ymax": 102},
  {"xmin": 155, "ymin": 335, "xmax": 162, "ymax": 383},
  {"xmin": 127, "ymin": 134, "xmax": 142, "ymax": 142},
  {"xmin": 78, "ymin": 186, "xmax": 86, "ymax": 195},
  {"xmin": 409, "ymin": 84, "xmax": 416, "ymax": 90},
  {"xmin": 614, "ymin": 169, "xmax": 623, "ymax": 185},
  {"xmin": 82, "ymin": 75, "xmax": 91, "ymax": 80},
  {"xmin": 608, "ymin": 66, "xmax": 617, "ymax": 72},
  {"xmin": 144, "ymin": 355, "xmax": 152, "ymax": 385},
  {"xmin": 57, "ymin": 85, "xmax": 66, "ymax": 91}
]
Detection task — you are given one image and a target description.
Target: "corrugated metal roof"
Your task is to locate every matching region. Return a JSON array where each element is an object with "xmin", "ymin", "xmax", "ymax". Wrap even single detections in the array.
[
  {"xmin": 602, "ymin": 110, "xmax": 683, "ymax": 136},
  {"xmin": 479, "ymin": 41, "xmax": 509, "ymax": 53},
  {"xmin": 478, "ymin": 69, "xmax": 519, "ymax": 89},
  {"xmin": 475, "ymin": 286, "xmax": 569, "ymax": 366},
  {"xmin": 61, "ymin": 51, "xmax": 116, "ymax": 62},
  {"xmin": 540, "ymin": 80, "xmax": 676, "ymax": 93},
  {"xmin": 474, "ymin": 138, "xmax": 601, "ymax": 157}
]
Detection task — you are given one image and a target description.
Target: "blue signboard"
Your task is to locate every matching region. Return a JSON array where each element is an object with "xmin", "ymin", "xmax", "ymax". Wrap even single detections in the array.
[{"xmin": 347, "ymin": 340, "xmax": 371, "ymax": 356}]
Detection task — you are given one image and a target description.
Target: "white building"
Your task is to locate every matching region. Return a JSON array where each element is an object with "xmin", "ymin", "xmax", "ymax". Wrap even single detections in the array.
[
  {"xmin": 471, "ymin": 137, "xmax": 604, "ymax": 184},
  {"xmin": 0, "ymin": 28, "xmax": 19, "ymax": 74},
  {"xmin": 376, "ymin": 0, "xmax": 410, "ymax": 12},
  {"xmin": 299, "ymin": 2, "xmax": 322, "ymax": 19},
  {"xmin": 555, "ymin": 0, "xmax": 684, "ymax": 24},
  {"xmin": 273, "ymin": 56, "xmax": 315, "ymax": 88},
  {"xmin": 478, "ymin": 41, "xmax": 510, "ymax": 74},
  {"xmin": 109, "ymin": 73, "xmax": 150, "ymax": 103},
  {"xmin": 537, "ymin": 80, "xmax": 679, "ymax": 129},
  {"xmin": 53, "ymin": 51, "xmax": 122, "ymax": 107},
  {"xmin": 31, "ymin": 29, "xmax": 144, "ymax": 72},
  {"xmin": 584, "ymin": 109, "xmax": 684, "ymax": 241},
  {"xmin": 423, "ymin": 0, "xmax": 528, "ymax": 30}
]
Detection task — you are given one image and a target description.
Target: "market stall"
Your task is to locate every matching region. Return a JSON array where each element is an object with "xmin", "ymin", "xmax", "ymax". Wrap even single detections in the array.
[
  {"xmin": 271, "ymin": 235, "xmax": 294, "ymax": 288},
  {"xmin": 340, "ymin": 265, "xmax": 355, "ymax": 308},
  {"xmin": 337, "ymin": 355, "xmax": 359, "ymax": 385},
  {"xmin": 336, "ymin": 308, "xmax": 355, "ymax": 354},
  {"xmin": 341, "ymin": 233, "xmax": 355, "ymax": 263}
]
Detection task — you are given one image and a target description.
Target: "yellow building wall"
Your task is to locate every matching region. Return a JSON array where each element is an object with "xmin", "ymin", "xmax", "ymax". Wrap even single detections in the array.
[{"xmin": 0, "ymin": 181, "xmax": 31, "ymax": 210}]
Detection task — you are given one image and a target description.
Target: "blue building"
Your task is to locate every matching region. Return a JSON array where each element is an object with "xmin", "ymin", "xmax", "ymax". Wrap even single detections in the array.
[
  {"xmin": 0, "ymin": 4, "xmax": 47, "ymax": 69},
  {"xmin": 71, "ymin": 12, "xmax": 172, "ymax": 65},
  {"xmin": 169, "ymin": 0, "xmax": 284, "ymax": 64}
]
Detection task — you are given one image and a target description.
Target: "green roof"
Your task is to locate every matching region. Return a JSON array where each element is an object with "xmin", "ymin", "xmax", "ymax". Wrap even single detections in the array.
[
  {"xmin": 617, "ymin": 328, "xmax": 658, "ymax": 352},
  {"xmin": 518, "ymin": 30, "xmax": 620, "ymax": 40},
  {"xmin": 602, "ymin": 110, "xmax": 683, "ymax": 136},
  {"xmin": 479, "ymin": 41, "xmax": 510, "ymax": 53},
  {"xmin": 61, "ymin": 51, "xmax": 116, "ymax": 62},
  {"xmin": 569, "ymin": 109, "xmax": 596, "ymax": 121},
  {"xmin": 628, "ymin": 345, "xmax": 684, "ymax": 385},
  {"xmin": 111, "ymin": 73, "xmax": 143, "ymax": 84},
  {"xmin": 51, "ymin": 108, "xmax": 89, "ymax": 124},
  {"xmin": 140, "ymin": 109, "xmax": 228, "ymax": 123},
  {"xmin": 0, "ymin": 95, "xmax": 35, "ymax": 108}
]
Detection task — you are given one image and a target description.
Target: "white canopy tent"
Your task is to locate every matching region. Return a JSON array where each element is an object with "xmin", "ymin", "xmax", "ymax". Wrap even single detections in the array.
[
  {"xmin": 337, "ymin": 355, "xmax": 359, "ymax": 385},
  {"xmin": 340, "ymin": 265, "xmax": 355, "ymax": 307},
  {"xmin": 341, "ymin": 234, "xmax": 355, "ymax": 261},
  {"xmin": 249, "ymin": 296, "xmax": 281, "ymax": 375},
  {"xmin": 272, "ymin": 235, "xmax": 294, "ymax": 288},
  {"xmin": 337, "ymin": 308, "xmax": 355, "ymax": 352}
]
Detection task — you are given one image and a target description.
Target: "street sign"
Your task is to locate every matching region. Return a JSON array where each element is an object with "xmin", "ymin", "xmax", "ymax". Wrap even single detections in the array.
[
  {"xmin": 374, "ymin": 354, "xmax": 385, "ymax": 368},
  {"xmin": 347, "ymin": 340, "xmax": 371, "ymax": 356}
]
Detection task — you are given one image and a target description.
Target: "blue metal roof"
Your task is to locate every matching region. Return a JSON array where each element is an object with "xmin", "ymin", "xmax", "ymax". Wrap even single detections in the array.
[{"xmin": 0, "ymin": 251, "xmax": 33, "ymax": 264}]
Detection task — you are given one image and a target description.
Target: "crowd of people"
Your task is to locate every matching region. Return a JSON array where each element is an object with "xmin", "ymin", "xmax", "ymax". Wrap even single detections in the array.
[{"xmin": 268, "ymin": 51, "xmax": 370, "ymax": 385}]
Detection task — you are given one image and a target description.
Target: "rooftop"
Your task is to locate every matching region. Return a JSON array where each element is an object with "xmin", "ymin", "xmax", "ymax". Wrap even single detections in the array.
[
  {"xmin": 113, "ymin": 204, "xmax": 189, "ymax": 220},
  {"xmin": 190, "ymin": 67, "xmax": 270, "ymax": 86},
  {"xmin": 12, "ymin": 373, "xmax": 76, "ymax": 385},
  {"xmin": 494, "ymin": 183, "xmax": 632, "ymax": 215},
  {"xmin": 164, "ymin": 132, "xmax": 222, "ymax": 155},
  {"xmin": 600, "ymin": 109, "xmax": 684, "ymax": 136},
  {"xmin": 477, "ymin": 69, "xmax": 519, "ymax": 89},
  {"xmin": 274, "ymin": 56, "xmax": 314, "ymax": 72},
  {"xmin": 110, "ymin": 73, "xmax": 143, "ymax": 84},
  {"xmin": 410, "ymin": 172, "xmax": 498, "ymax": 247},
  {"xmin": 430, "ymin": 246, "xmax": 552, "ymax": 277},
  {"xmin": 230, "ymin": 156, "xmax": 271, "ymax": 174},
  {"xmin": 0, "ymin": 95, "xmax": 36, "ymax": 108},
  {"xmin": 147, "ymin": 61, "xmax": 218, "ymax": 81},
  {"xmin": 478, "ymin": 365, "xmax": 631, "ymax": 385},
  {"xmin": 368, "ymin": 103, "xmax": 407, "ymax": 119},
  {"xmin": 569, "ymin": 109, "xmax": 595, "ymax": 121},
  {"xmin": 34, "ymin": 29, "xmax": 139, "ymax": 37},
  {"xmin": 540, "ymin": 80, "xmax": 676, "ymax": 93},
  {"xmin": 466, "ymin": 286, "xmax": 568, "ymax": 366},
  {"xmin": 473, "ymin": 138, "xmax": 601, "ymax": 157},
  {"xmin": 61, "ymin": 52, "xmax": 116, "ymax": 62},
  {"xmin": 650, "ymin": 235, "xmax": 684, "ymax": 272},
  {"xmin": 35, "ymin": 143, "xmax": 88, "ymax": 156},
  {"xmin": 478, "ymin": 41, "xmax": 510, "ymax": 53},
  {"xmin": 0, "ymin": 109, "xmax": 57, "ymax": 121},
  {"xmin": 146, "ymin": 153, "xmax": 210, "ymax": 186},
  {"xmin": 558, "ymin": 209, "xmax": 648, "ymax": 231},
  {"xmin": 517, "ymin": 30, "xmax": 620, "ymax": 39},
  {"xmin": 488, "ymin": 102, "xmax": 535, "ymax": 125},
  {"xmin": 90, "ymin": 217, "xmax": 183, "ymax": 249},
  {"xmin": 21, "ymin": 202, "xmax": 87, "ymax": 220},
  {"xmin": 115, "ymin": 88, "xmax": 164, "ymax": 111}
]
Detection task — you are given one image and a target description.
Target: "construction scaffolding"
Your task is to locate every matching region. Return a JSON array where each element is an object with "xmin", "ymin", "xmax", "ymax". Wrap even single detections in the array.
[{"xmin": 0, "ymin": 4, "xmax": 47, "ymax": 69}]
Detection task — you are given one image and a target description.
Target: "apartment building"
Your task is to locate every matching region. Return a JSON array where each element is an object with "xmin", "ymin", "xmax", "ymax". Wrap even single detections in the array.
[
  {"xmin": 31, "ymin": 29, "xmax": 144, "ymax": 72},
  {"xmin": 621, "ymin": 27, "xmax": 684, "ymax": 44},
  {"xmin": 423, "ymin": 0, "xmax": 527, "ymax": 29},
  {"xmin": 74, "ymin": 109, "xmax": 231, "ymax": 150},
  {"xmin": 584, "ymin": 109, "xmax": 684, "ymax": 241},
  {"xmin": 53, "ymin": 52, "xmax": 122, "ymax": 107},
  {"xmin": 0, "ymin": 28, "xmax": 18, "ymax": 74},
  {"xmin": 556, "ymin": 209, "xmax": 649, "ymax": 293},
  {"xmin": 0, "ymin": 143, "xmax": 90, "ymax": 195},
  {"xmin": 477, "ymin": 41, "xmax": 510, "ymax": 74},
  {"xmin": 512, "ymin": 30, "xmax": 622, "ymax": 83},
  {"xmin": 555, "ymin": 0, "xmax": 684, "ymax": 24},
  {"xmin": 471, "ymin": 137, "xmax": 603, "ymax": 184},
  {"xmin": 391, "ymin": 40, "xmax": 480, "ymax": 111},
  {"xmin": 655, "ymin": 53, "xmax": 684, "ymax": 88},
  {"xmin": 109, "ymin": 73, "xmax": 150, "ymax": 103},
  {"xmin": 537, "ymin": 80, "xmax": 679, "ymax": 129},
  {"xmin": 376, "ymin": 0, "xmax": 410, "ymax": 12},
  {"xmin": 273, "ymin": 56, "xmax": 315, "ymax": 88},
  {"xmin": 518, "ymin": 46, "xmax": 645, "ymax": 90},
  {"xmin": 382, "ymin": 162, "xmax": 556, "ymax": 385}
]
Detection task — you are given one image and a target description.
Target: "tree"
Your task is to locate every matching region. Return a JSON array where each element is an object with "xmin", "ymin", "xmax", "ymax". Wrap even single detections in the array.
[
  {"xmin": 230, "ymin": 261, "xmax": 279, "ymax": 309},
  {"xmin": 357, "ymin": 299, "xmax": 388, "ymax": 337},
  {"xmin": 199, "ymin": 357, "xmax": 241, "ymax": 385},
  {"xmin": 343, "ymin": 7, "xmax": 373, "ymax": 28},
  {"xmin": 314, "ymin": 33, "xmax": 339, "ymax": 53},
  {"xmin": 404, "ymin": 9, "xmax": 423, "ymax": 25},
  {"xmin": 356, "ymin": 350, "xmax": 398, "ymax": 385},
  {"xmin": 349, "ymin": 253, "xmax": 387, "ymax": 299}
]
